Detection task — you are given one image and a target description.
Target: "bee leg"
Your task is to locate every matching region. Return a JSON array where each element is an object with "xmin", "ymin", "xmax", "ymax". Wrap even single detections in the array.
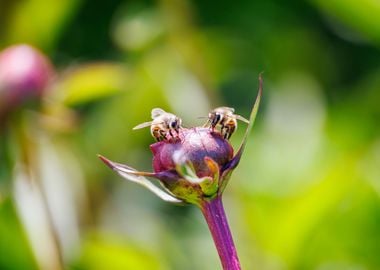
[
  {"xmin": 226, "ymin": 125, "xmax": 235, "ymax": 140},
  {"xmin": 209, "ymin": 120, "xmax": 217, "ymax": 132},
  {"xmin": 174, "ymin": 128, "xmax": 180, "ymax": 138},
  {"xmin": 225, "ymin": 130, "xmax": 231, "ymax": 139},
  {"xmin": 223, "ymin": 128, "xmax": 229, "ymax": 139},
  {"xmin": 168, "ymin": 129, "xmax": 174, "ymax": 138},
  {"xmin": 152, "ymin": 129, "xmax": 160, "ymax": 141},
  {"xmin": 159, "ymin": 130, "xmax": 167, "ymax": 141},
  {"xmin": 154, "ymin": 129, "xmax": 163, "ymax": 141},
  {"xmin": 225, "ymin": 125, "xmax": 230, "ymax": 139},
  {"xmin": 219, "ymin": 123, "xmax": 225, "ymax": 138},
  {"xmin": 220, "ymin": 125, "xmax": 227, "ymax": 139}
]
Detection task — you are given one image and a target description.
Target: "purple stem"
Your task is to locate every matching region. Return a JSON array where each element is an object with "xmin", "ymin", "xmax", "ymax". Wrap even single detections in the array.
[{"xmin": 200, "ymin": 196, "xmax": 241, "ymax": 270}]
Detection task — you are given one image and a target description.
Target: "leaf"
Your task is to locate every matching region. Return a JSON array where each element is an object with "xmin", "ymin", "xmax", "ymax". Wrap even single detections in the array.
[
  {"xmin": 55, "ymin": 63, "xmax": 131, "ymax": 106},
  {"xmin": 220, "ymin": 74, "xmax": 263, "ymax": 191},
  {"xmin": 235, "ymin": 73, "xmax": 263, "ymax": 160},
  {"xmin": 6, "ymin": 0, "xmax": 80, "ymax": 50}
]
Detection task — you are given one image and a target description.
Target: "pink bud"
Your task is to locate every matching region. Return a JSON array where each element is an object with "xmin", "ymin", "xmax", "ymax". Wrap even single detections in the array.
[{"xmin": 0, "ymin": 44, "xmax": 54, "ymax": 114}]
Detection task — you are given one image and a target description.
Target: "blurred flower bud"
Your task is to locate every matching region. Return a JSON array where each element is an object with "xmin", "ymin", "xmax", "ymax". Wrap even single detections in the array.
[{"xmin": 0, "ymin": 44, "xmax": 54, "ymax": 117}]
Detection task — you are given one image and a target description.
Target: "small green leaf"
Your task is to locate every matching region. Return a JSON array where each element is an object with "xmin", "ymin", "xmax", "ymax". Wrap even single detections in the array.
[
  {"xmin": 220, "ymin": 74, "xmax": 263, "ymax": 193},
  {"xmin": 55, "ymin": 63, "xmax": 131, "ymax": 106}
]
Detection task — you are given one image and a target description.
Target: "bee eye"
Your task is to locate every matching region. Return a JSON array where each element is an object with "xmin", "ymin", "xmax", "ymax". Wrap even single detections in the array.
[{"xmin": 171, "ymin": 121, "xmax": 176, "ymax": 128}]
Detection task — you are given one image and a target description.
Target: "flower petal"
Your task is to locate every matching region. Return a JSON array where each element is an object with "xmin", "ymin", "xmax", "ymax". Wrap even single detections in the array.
[
  {"xmin": 174, "ymin": 157, "xmax": 219, "ymax": 197},
  {"xmin": 201, "ymin": 157, "xmax": 219, "ymax": 196},
  {"xmin": 98, "ymin": 155, "xmax": 183, "ymax": 204},
  {"xmin": 204, "ymin": 157, "xmax": 220, "ymax": 182},
  {"xmin": 175, "ymin": 161, "xmax": 199, "ymax": 183}
]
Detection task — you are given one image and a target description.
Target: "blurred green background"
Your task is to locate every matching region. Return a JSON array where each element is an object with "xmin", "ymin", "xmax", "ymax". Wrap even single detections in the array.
[{"xmin": 1, "ymin": 0, "xmax": 380, "ymax": 269}]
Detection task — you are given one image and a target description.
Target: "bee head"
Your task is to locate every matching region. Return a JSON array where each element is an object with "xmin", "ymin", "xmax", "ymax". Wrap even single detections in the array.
[{"xmin": 171, "ymin": 117, "xmax": 181, "ymax": 129}]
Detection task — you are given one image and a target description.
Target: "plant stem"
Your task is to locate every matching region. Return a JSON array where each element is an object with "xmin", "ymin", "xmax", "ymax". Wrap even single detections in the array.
[{"xmin": 200, "ymin": 196, "xmax": 241, "ymax": 270}]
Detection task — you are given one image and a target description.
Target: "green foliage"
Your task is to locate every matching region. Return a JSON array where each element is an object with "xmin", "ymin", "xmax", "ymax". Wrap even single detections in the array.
[
  {"xmin": 57, "ymin": 63, "xmax": 131, "ymax": 106},
  {"xmin": 1, "ymin": 0, "xmax": 380, "ymax": 269},
  {"xmin": 0, "ymin": 199, "xmax": 37, "ymax": 270},
  {"xmin": 75, "ymin": 235, "xmax": 163, "ymax": 270}
]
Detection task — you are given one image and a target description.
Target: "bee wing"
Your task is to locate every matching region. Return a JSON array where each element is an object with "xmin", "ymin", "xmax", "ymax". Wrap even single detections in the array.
[
  {"xmin": 151, "ymin": 108, "xmax": 166, "ymax": 119},
  {"xmin": 132, "ymin": 121, "xmax": 153, "ymax": 130},
  {"xmin": 220, "ymin": 106, "xmax": 235, "ymax": 113},
  {"xmin": 235, "ymin": 114, "xmax": 250, "ymax": 124}
]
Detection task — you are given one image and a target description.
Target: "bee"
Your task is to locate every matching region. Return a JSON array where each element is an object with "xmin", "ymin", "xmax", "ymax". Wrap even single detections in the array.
[
  {"xmin": 133, "ymin": 108, "xmax": 182, "ymax": 141},
  {"xmin": 206, "ymin": 107, "xmax": 249, "ymax": 139}
]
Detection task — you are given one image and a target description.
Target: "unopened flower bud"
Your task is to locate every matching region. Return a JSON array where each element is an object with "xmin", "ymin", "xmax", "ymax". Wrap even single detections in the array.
[
  {"xmin": 0, "ymin": 44, "xmax": 54, "ymax": 116},
  {"xmin": 99, "ymin": 75, "xmax": 262, "ymax": 204},
  {"xmin": 151, "ymin": 128, "xmax": 233, "ymax": 178}
]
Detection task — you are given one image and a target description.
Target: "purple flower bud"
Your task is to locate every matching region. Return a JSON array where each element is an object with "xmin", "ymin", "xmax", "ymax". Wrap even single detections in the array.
[
  {"xmin": 0, "ymin": 44, "xmax": 54, "ymax": 114},
  {"xmin": 151, "ymin": 128, "xmax": 234, "ymax": 178},
  {"xmin": 99, "ymin": 73, "xmax": 262, "ymax": 203}
]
